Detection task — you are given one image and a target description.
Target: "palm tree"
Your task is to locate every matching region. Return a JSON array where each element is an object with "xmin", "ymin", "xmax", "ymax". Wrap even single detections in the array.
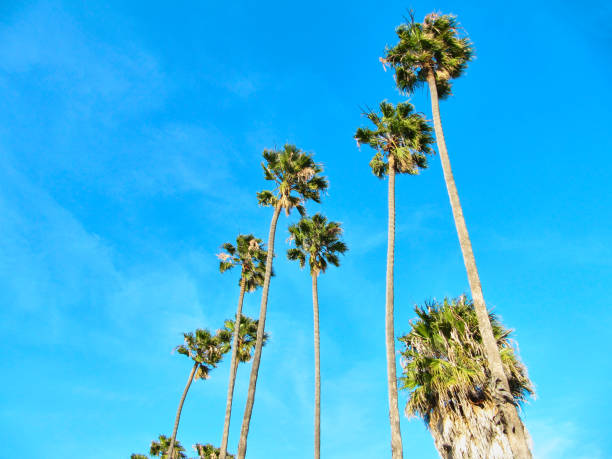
[
  {"xmin": 218, "ymin": 315, "xmax": 268, "ymax": 457},
  {"xmin": 383, "ymin": 13, "xmax": 532, "ymax": 457},
  {"xmin": 355, "ymin": 101, "xmax": 434, "ymax": 458},
  {"xmin": 287, "ymin": 213, "xmax": 348, "ymax": 459},
  {"xmin": 217, "ymin": 235, "xmax": 269, "ymax": 459},
  {"xmin": 237, "ymin": 144, "xmax": 328, "ymax": 459},
  {"xmin": 167, "ymin": 329, "xmax": 231, "ymax": 459},
  {"xmin": 150, "ymin": 435, "xmax": 187, "ymax": 458},
  {"xmin": 398, "ymin": 297, "xmax": 533, "ymax": 458},
  {"xmin": 194, "ymin": 443, "xmax": 236, "ymax": 459}
]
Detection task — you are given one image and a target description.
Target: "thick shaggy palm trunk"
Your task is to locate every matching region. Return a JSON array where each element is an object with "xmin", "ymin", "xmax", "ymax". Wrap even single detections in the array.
[
  {"xmin": 168, "ymin": 362, "xmax": 197, "ymax": 459},
  {"xmin": 237, "ymin": 204, "xmax": 282, "ymax": 459},
  {"xmin": 312, "ymin": 273, "xmax": 321, "ymax": 459},
  {"xmin": 426, "ymin": 69, "xmax": 531, "ymax": 458},
  {"xmin": 386, "ymin": 156, "xmax": 403, "ymax": 459},
  {"xmin": 430, "ymin": 403, "xmax": 513, "ymax": 459},
  {"xmin": 219, "ymin": 278, "xmax": 247, "ymax": 459}
]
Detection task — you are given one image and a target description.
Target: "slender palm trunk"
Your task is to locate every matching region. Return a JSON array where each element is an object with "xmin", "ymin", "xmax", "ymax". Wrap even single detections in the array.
[
  {"xmin": 168, "ymin": 362, "xmax": 198, "ymax": 459},
  {"xmin": 312, "ymin": 272, "xmax": 321, "ymax": 459},
  {"xmin": 237, "ymin": 203, "xmax": 282, "ymax": 459},
  {"xmin": 219, "ymin": 278, "xmax": 247, "ymax": 459},
  {"xmin": 426, "ymin": 69, "xmax": 531, "ymax": 458},
  {"xmin": 386, "ymin": 156, "xmax": 403, "ymax": 459}
]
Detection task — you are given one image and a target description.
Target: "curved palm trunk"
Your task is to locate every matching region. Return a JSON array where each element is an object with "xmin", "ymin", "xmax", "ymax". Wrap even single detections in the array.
[
  {"xmin": 237, "ymin": 203, "xmax": 282, "ymax": 459},
  {"xmin": 168, "ymin": 362, "xmax": 198, "ymax": 459},
  {"xmin": 386, "ymin": 156, "xmax": 403, "ymax": 459},
  {"xmin": 219, "ymin": 278, "xmax": 247, "ymax": 459},
  {"xmin": 426, "ymin": 69, "xmax": 531, "ymax": 458},
  {"xmin": 312, "ymin": 273, "xmax": 321, "ymax": 459}
]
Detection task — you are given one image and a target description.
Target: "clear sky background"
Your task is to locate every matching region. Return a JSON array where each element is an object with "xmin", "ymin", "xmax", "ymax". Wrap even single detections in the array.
[{"xmin": 1, "ymin": 0, "xmax": 611, "ymax": 458}]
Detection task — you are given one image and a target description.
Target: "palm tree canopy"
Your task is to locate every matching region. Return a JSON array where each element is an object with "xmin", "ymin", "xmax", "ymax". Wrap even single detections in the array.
[
  {"xmin": 175, "ymin": 328, "xmax": 231, "ymax": 380},
  {"xmin": 398, "ymin": 297, "xmax": 533, "ymax": 426},
  {"xmin": 149, "ymin": 435, "xmax": 187, "ymax": 458},
  {"xmin": 194, "ymin": 443, "xmax": 235, "ymax": 459},
  {"xmin": 256, "ymin": 144, "xmax": 328, "ymax": 216},
  {"xmin": 354, "ymin": 101, "xmax": 434, "ymax": 179},
  {"xmin": 287, "ymin": 213, "xmax": 348, "ymax": 275},
  {"xmin": 217, "ymin": 234, "xmax": 271, "ymax": 292},
  {"xmin": 383, "ymin": 12, "xmax": 474, "ymax": 99},
  {"xmin": 222, "ymin": 315, "xmax": 269, "ymax": 363}
]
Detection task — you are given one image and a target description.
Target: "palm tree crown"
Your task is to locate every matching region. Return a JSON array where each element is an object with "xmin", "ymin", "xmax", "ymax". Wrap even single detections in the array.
[
  {"xmin": 287, "ymin": 213, "xmax": 348, "ymax": 275},
  {"xmin": 149, "ymin": 435, "xmax": 186, "ymax": 458},
  {"xmin": 383, "ymin": 12, "xmax": 474, "ymax": 99},
  {"xmin": 176, "ymin": 329, "xmax": 231, "ymax": 380},
  {"xmin": 217, "ymin": 235, "xmax": 269, "ymax": 292},
  {"xmin": 355, "ymin": 101, "xmax": 434, "ymax": 178},
  {"xmin": 194, "ymin": 443, "xmax": 235, "ymax": 459},
  {"xmin": 222, "ymin": 315, "xmax": 268, "ymax": 363},
  {"xmin": 398, "ymin": 297, "xmax": 533, "ymax": 426},
  {"xmin": 256, "ymin": 144, "xmax": 328, "ymax": 216}
]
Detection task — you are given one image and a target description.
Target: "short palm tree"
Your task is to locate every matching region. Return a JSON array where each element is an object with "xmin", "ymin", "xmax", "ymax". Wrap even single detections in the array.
[
  {"xmin": 355, "ymin": 101, "xmax": 434, "ymax": 458},
  {"xmin": 383, "ymin": 13, "xmax": 532, "ymax": 457},
  {"xmin": 237, "ymin": 144, "xmax": 328, "ymax": 459},
  {"xmin": 287, "ymin": 213, "xmax": 348, "ymax": 459},
  {"xmin": 149, "ymin": 435, "xmax": 186, "ymax": 458},
  {"xmin": 217, "ymin": 235, "xmax": 269, "ymax": 459},
  {"xmin": 194, "ymin": 443, "xmax": 236, "ymax": 459},
  {"xmin": 398, "ymin": 297, "xmax": 533, "ymax": 458},
  {"xmin": 167, "ymin": 329, "xmax": 231, "ymax": 459}
]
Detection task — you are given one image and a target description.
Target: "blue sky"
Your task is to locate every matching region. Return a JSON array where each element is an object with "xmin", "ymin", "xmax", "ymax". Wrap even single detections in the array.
[{"xmin": 1, "ymin": 0, "xmax": 611, "ymax": 457}]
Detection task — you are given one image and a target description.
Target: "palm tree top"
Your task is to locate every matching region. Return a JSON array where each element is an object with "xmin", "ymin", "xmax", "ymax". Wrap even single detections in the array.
[
  {"xmin": 382, "ymin": 12, "xmax": 474, "ymax": 99},
  {"xmin": 217, "ymin": 234, "xmax": 271, "ymax": 292},
  {"xmin": 355, "ymin": 101, "xmax": 434, "ymax": 178},
  {"xmin": 222, "ymin": 314, "xmax": 269, "ymax": 363},
  {"xmin": 256, "ymin": 144, "xmax": 328, "ymax": 216},
  {"xmin": 398, "ymin": 297, "xmax": 533, "ymax": 425},
  {"xmin": 175, "ymin": 328, "xmax": 231, "ymax": 380},
  {"xmin": 194, "ymin": 443, "xmax": 235, "ymax": 459},
  {"xmin": 287, "ymin": 213, "xmax": 348, "ymax": 275},
  {"xmin": 149, "ymin": 435, "xmax": 186, "ymax": 458}
]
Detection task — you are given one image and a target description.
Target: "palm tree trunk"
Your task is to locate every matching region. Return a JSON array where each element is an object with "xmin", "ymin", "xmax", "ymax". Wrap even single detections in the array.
[
  {"xmin": 219, "ymin": 278, "xmax": 247, "ymax": 459},
  {"xmin": 430, "ymin": 403, "xmax": 513, "ymax": 459},
  {"xmin": 237, "ymin": 203, "xmax": 282, "ymax": 459},
  {"xmin": 386, "ymin": 156, "xmax": 403, "ymax": 459},
  {"xmin": 426, "ymin": 68, "xmax": 531, "ymax": 458},
  {"xmin": 168, "ymin": 362, "xmax": 198, "ymax": 459},
  {"xmin": 312, "ymin": 272, "xmax": 321, "ymax": 459}
]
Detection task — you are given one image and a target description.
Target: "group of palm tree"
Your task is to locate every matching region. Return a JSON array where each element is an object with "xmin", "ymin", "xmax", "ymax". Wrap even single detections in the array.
[{"xmin": 131, "ymin": 10, "xmax": 534, "ymax": 459}]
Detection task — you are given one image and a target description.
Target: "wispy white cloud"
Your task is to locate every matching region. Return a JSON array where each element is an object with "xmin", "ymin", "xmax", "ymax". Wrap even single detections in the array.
[{"xmin": 530, "ymin": 419, "xmax": 603, "ymax": 459}]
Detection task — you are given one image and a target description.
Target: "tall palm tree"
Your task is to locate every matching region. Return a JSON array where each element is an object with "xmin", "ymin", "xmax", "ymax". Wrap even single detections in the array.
[
  {"xmin": 194, "ymin": 443, "xmax": 236, "ymax": 459},
  {"xmin": 217, "ymin": 235, "xmax": 269, "ymax": 459},
  {"xmin": 150, "ymin": 435, "xmax": 187, "ymax": 458},
  {"xmin": 287, "ymin": 213, "xmax": 348, "ymax": 459},
  {"xmin": 355, "ymin": 101, "xmax": 434, "ymax": 458},
  {"xmin": 383, "ymin": 13, "xmax": 532, "ymax": 457},
  {"xmin": 167, "ymin": 329, "xmax": 231, "ymax": 459},
  {"xmin": 237, "ymin": 144, "xmax": 328, "ymax": 459},
  {"xmin": 398, "ymin": 297, "xmax": 533, "ymax": 458}
]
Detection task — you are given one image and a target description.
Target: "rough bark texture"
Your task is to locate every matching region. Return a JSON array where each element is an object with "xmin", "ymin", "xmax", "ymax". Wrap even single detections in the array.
[
  {"xmin": 430, "ymin": 403, "xmax": 513, "ymax": 459},
  {"xmin": 237, "ymin": 204, "xmax": 282, "ymax": 459},
  {"xmin": 312, "ymin": 273, "xmax": 321, "ymax": 459},
  {"xmin": 168, "ymin": 362, "xmax": 197, "ymax": 459},
  {"xmin": 386, "ymin": 156, "xmax": 404, "ymax": 459},
  {"xmin": 219, "ymin": 278, "xmax": 247, "ymax": 459},
  {"xmin": 426, "ymin": 69, "xmax": 531, "ymax": 459}
]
